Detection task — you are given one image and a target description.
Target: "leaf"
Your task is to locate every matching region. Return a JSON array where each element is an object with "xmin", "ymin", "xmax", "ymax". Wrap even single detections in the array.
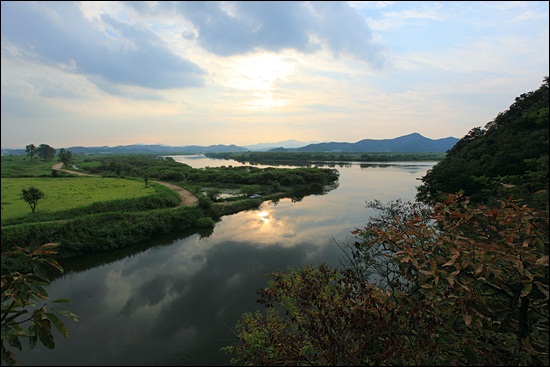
[
  {"xmin": 51, "ymin": 298, "xmax": 72, "ymax": 303},
  {"xmin": 535, "ymin": 255, "xmax": 549, "ymax": 266},
  {"xmin": 36, "ymin": 319, "xmax": 55, "ymax": 349},
  {"xmin": 443, "ymin": 254, "xmax": 458, "ymax": 267},
  {"xmin": 534, "ymin": 282, "xmax": 549, "ymax": 298},
  {"xmin": 520, "ymin": 282, "xmax": 533, "ymax": 297},
  {"xmin": 45, "ymin": 312, "xmax": 68, "ymax": 338},
  {"xmin": 463, "ymin": 314, "xmax": 472, "ymax": 326},
  {"xmin": 6, "ymin": 334, "xmax": 22, "ymax": 351},
  {"xmin": 51, "ymin": 307, "xmax": 80, "ymax": 322}
]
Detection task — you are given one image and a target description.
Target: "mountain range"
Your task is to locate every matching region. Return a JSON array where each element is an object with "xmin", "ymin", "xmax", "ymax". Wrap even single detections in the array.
[{"xmin": 2, "ymin": 133, "xmax": 458, "ymax": 155}]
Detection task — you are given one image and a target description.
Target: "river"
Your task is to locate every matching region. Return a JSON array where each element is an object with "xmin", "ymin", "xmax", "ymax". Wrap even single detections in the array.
[{"xmin": 16, "ymin": 155, "xmax": 436, "ymax": 366}]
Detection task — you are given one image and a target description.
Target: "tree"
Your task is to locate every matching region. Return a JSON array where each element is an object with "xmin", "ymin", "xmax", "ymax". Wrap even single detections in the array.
[
  {"xmin": 25, "ymin": 144, "xmax": 37, "ymax": 162},
  {"xmin": 109, "ymin": 161, "xmax": 122, "ymax": 177},
  {"xmin": 36, "ymin": 144, "xmax": 56, "ymax": 162},
  {"xmin": 223, "ymin": 194, "xmax": 549, "ymax": 366},
  {"xmin": 57, "ymin": 148, "xmax": 73, "ymax": 168},
  {"xmin": 143, "ymin": 172, "xmax": 149, "ymax": 188},
  {"xmin": 206, "ymin": 189, "xmax": 221, "ymax": 201},
  {"xmin": 1, "ymin": 243, "xmax": 79, "ymax": 366},
  {"xmin": 417, "ymin": 77, "xmax": 549, "ymax": 209},
  {"xmin": 21, "ymin": 186, "xmax": 45, "ymax": 213}
]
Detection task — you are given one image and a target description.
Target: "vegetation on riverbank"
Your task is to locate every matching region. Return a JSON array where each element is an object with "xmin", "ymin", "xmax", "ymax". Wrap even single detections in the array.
[
  {"xmin": 206, "ymin": 150, "xmax": 445, "ymax": 166},
  {"xmin": 223, "ymin": 77, "xmax": 549, "ymax": 366},
  {"xmin": 1, "ymin": 154, "xmax": 339, "ymax": 275}
]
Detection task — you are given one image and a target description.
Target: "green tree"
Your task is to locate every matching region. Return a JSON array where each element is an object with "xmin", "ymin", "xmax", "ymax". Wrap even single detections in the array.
[
  {"xmin": 417, "ymin": 77, "xmax": 549, "ymax": 210},
  {"xmin": 223, "ymin": 194, "xmax": 549, "ymax": 366},
  {"xmin": 130, "ymin": 168, "xmax": 149, "ymax": 188},
  {"xmin": 109, "ymin": 161, "xmax": 122, "ymax": 177},
  {"xmin": 143, "ymin": 172, "xmax": 149, "ymax": 188},
  {"xmin": 57, "ymin": 148, "xmax": 73, "ymax": 168},
  {"xmin": 1, "ymin": 243, "xmax": 79, "ymax": 366},
  {"xmin": 25, "ymin": 144, "xmax": 37, "ymax": 162},
  {"xmin": 36, "ymin": 144, "xmax": 56, "ymax": 162},
  {"xmin": 205, "ymin": 189, "xmax": 221, "ymax": 201},
  {"xmin": 21, "ymin": 186, "xmax": 45, "ymax": 213}
]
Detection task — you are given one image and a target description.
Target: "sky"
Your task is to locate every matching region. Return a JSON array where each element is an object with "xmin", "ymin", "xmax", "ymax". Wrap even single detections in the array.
[{"xmin": 1, "ymin": 1, "xmax": 549, "ymax": 149}]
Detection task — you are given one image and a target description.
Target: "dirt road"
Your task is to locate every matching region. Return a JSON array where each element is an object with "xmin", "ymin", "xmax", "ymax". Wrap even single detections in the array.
[
  {"xmin": 151, "ymin": 180, "xmax": 198, "ymax": 206},
  {"xmin": 52, "ymin": 163, "xmax": 198, "ymax": 206},
  {"xmin": 52, "ymin": 162, "xmax": 94, "ymax": 176}
]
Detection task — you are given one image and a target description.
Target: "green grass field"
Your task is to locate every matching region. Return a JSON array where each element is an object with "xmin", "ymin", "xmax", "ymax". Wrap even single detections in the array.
[
  {"xmin": 1, "ymin": 177, "xmax": 155, "ymax": 220},
  {"xmin": 1, "ymin": 156, "xmax": 58, "ymax": 177}
]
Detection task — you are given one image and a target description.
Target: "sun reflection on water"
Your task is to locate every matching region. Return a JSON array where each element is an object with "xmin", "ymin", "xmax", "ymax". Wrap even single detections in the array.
[{"xmin": 257, "ymin": 210, "xmax": 270, "ymax": 224}]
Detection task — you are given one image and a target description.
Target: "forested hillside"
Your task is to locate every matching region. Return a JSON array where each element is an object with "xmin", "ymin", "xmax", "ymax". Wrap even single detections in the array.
[{"xmin": 417, "ymin": 77, "xmax": 549, "ymax": 210}]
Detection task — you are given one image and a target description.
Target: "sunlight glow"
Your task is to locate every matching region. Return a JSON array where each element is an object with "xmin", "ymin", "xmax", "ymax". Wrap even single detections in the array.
[
  {"xmin": 257, "ymin": 210, "xmax": 270, "ymax": 224},
  {"xmin": 221, "ymin": 52, "xmax": 296, "ymax": 109}
]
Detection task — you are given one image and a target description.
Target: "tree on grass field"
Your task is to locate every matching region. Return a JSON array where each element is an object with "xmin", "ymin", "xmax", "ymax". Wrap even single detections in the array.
[
  {"xmin": 1, "ymin": 244, "xmax": 79, "ymax": 366},
  {"xmin": 36, "ymin": 144, "xmax": 56, "ymax": 162},
  {"xmin": 222, "ymin": 194, "xmax": 549, "ymax": 366},
  {"xmin": 57, "ymin": 148, "xmax": 73, "ymax": 168},
  {"xmin": 21, "ymin": 186, "xmax": 45, "ymax": 213},
  {"xmin": 25, "ymin": 144, "xmax": 37, "ymax": 162}
]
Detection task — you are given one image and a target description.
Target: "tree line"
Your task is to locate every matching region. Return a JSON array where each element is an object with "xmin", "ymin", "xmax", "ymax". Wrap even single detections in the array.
[{"xmin": 25, "ymin": 143, "xmax": 73, "ymax": 168}]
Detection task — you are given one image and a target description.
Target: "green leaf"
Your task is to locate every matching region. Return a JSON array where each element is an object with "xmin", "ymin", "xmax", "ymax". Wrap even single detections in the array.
[
  {"xmin": 45, "ymin": 312, "xmax": 68, "ymax": 338},
  {"xmin": 51, "ymin": 298, "xmax": 72, "ymax": 304},
  {"xmin": 36, "ymin": 319, "xmax": 55, "ymax": 349},
  {"xmin": 51, "ymin": 307, "xmax": 80, "ymax": 322},
  {"xmin": 6, "ymin": 335, "xmax": 22, "ymax": 351},
  {"xmin": 520, "ymin": 282, "xmax": 533, "ymax": 297}
]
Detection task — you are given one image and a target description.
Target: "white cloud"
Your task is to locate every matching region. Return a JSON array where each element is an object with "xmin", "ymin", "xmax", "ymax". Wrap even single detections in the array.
[{"xmin": 1, "ymin": 1, "xmax": 548, "ymax": 148}]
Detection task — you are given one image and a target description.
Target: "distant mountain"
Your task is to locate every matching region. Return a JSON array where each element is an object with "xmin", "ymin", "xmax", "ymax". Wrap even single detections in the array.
[
  {"xmin": 1, "ymin": 133, "xmax": 458, "ymax": 156},
  {"xmin": 281, "ymin": 133, "xmax": 458, "ymax": 153},
  {"xmin": 2, "ymin": 144, "xmax": 248, "ymax": 156},
  {"xmin": 243, "ymin": 139, "xmax": 320, "ymax": 151}
]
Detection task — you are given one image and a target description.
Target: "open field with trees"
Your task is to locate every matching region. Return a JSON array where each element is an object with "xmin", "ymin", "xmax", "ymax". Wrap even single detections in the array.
[{"xmin": 1, "ymin": 177, "xmax": 158, "ymax": 222}]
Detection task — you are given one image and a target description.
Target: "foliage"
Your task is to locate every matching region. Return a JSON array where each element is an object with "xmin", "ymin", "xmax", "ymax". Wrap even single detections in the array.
[
  {"xmin": 20, "ymin": 186, "xmax": 44, "ymax": 214},
  {"xmin": 417, "ymin": 77, "xmax": 549, "ymax": 210},
  {"xmin": 223, "ymin": 194, "xmax": 549, "ymax": 366},
  {"xmin": 1, "ymin": 205, "xmax": 215, "ymax": 274},
  {"xmin": 35, "ymin": 144, "xmax": 56, "ymax": 162},
  {"xmin": 1, "ymin": 243, "xmax": 78, "ymax": 366},
  {"xmin": 57, "ymin": 148, "xmax": 73, "ymax": 168},
  {"xmin": 206, "ymin": 151, "xmax": 446, "ymax": 164},
  {"xmin": 25, "ymin": 145, "xmax": 36, "ymax": 163}
]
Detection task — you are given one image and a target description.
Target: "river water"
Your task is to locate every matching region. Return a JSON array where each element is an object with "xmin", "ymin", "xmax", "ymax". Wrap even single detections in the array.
[{"xmin": 16, "ymin": 156, "xmax": 436, "ymax": 366}]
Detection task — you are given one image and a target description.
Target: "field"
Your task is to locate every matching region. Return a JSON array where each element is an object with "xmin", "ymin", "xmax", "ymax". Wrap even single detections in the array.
[
  {"xmin": 1, "ymin": 155, "xmax": 58, "ymax": 177},
  {"xmin": 1, "ymin": 177, "xmax": 155, "ymax": 220}
]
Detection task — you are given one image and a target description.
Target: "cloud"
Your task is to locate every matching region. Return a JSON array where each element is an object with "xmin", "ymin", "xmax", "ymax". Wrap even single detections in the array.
[
  {"xmin": 1, "ymin": 2, "xmax": 205, "ymax": 91},
  {"xmin": 147, "ymin": 1, "xmax": 389, "ymax": 67}
]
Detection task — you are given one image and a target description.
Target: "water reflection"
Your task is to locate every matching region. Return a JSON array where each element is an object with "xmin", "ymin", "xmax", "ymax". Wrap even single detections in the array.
[{"xmin": 16, "ymin": 157, "xmax": 436, "ymax": 366}]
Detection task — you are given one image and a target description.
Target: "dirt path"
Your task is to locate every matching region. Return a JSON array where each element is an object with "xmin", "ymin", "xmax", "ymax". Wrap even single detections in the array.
[
  {"xmin": 52, "ymin": 162, "xmax": 94, "ymax": 176},
  {"xmin": 151, "ymin": 181, "xmax": 198, "ymax": 206},
  {"xmin": 52, "ymin": 163, "xmax": 198, "ymax": 207}
]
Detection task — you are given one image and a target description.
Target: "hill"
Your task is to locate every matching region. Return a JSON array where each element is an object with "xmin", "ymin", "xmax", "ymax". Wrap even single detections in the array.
[
  {"xmin": 1, "ymin": 133, "xmax": 458, "ymax": 156},
  {"xmin": 417, "ymin": 76, "xmax": 549, "ymax": 210},
  {"xmin": 286, "ymin": 133, "xmax": 457, "ymax": 153}
]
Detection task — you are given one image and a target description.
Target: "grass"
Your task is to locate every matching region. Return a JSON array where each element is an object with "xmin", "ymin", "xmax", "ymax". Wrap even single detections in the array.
[
  {"xmin": 1, "ymin": 177, "xmax": 155, "ymax": 221},
  {"xmin": 1, "ymin": 156, "xmax": 58, "ymax": 177}
]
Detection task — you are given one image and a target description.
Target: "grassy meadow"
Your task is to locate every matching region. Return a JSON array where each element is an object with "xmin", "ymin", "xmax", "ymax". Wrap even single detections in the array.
[
  {"xmin": 1, "ymin": 155, "xmax": 59, "ymax": 177},
  {"xmin": 1, "ymin": 177, "xmax": 155, "ymax": 221}
]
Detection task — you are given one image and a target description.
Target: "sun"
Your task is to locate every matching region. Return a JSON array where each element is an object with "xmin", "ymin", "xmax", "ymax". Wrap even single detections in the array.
[{"xmin": 222, "ymin": 51, "xmax": 297, "ymax": 109}]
